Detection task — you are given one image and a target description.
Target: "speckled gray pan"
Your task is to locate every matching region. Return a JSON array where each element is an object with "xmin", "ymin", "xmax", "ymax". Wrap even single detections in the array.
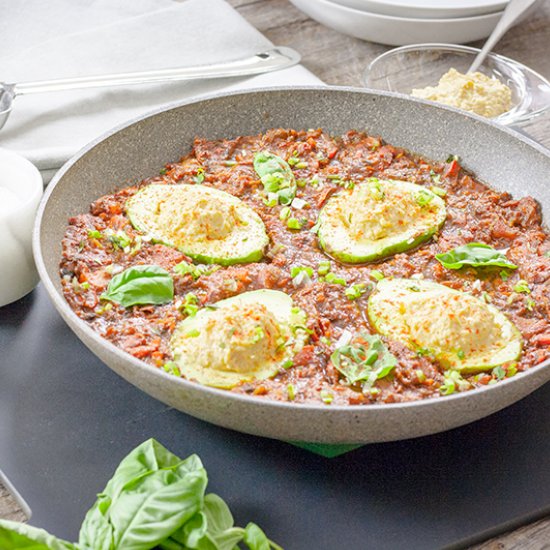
[{"xmin": 33, "ymin": 86, "xmax": 550, "ymax": 444}]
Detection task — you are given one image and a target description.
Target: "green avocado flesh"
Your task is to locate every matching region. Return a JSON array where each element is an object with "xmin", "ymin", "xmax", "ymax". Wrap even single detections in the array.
[
  {"xmin": 126, "ymin": 184, "xmax": 269, "ymax": 266},
  {"xmin": 317, "ymin": 179, "xmax": 446, "ymax": 264},
  {"xmin": 368, "ymin": 278, "xmax": 522, "ymax": 373},
  {"xmin": 170, "ymin": 290, "xmax": 309, "ymax": 388}
]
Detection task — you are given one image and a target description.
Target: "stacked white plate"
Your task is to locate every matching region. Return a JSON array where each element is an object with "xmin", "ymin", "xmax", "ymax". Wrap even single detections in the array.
[{"xmin": 289, "ymin": 0, "xmax": 511, "ymax": 46}]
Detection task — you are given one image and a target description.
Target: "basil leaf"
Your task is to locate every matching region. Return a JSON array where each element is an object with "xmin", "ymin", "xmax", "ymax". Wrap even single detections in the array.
[
  {"xmin": 0, "ymin": 520, "xmax": 75, "ymax": 550},
  {"xmin": 211, "ymin": 529, "xmax": 246, "ymax": 550},
  {"xmin": 167, "ymin": 511, "xmax": 218, "ymax": 550},
  {"xmin": 253, "ymin": 151, "xmax": 297, "ymax": 206},
  {"xmin": 243, "ymin": 523, "xmax": 271, "ymax": 550},
  {"xmin": 435, "ymin": 243, "xmax": 518, "ymax": 270},
  {"xmin": 101, "ymin": 265, "xmax": 174, "ymax": 307},
  {"xmin": 166, "ymin": 497, "xmax": 238, "ymax": 550},
  {"xmin": 331, "ymin": 333, "xmax": 396, "ymax": 388},
  {"xmin": 78, "ymin": 495, "xmax": 114, "ymax": 550},
  {"xmin": 79, "ymin": 439, "xmax": 207, "ymax": 550},
  {"xmin": 203, "ymin": 493, "xmax": 234, "ymax": 534}
]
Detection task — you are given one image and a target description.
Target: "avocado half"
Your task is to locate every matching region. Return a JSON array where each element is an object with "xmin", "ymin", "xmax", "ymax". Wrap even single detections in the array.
[
  {"xmin": 317, "ymin": 179, "xmax": 446, "ymax": 264},
  {"xmin": 368, "ymin": 278, "xmax": 522, "ymax": 373},
  {"xmin": 126, "ymin": 184, "xmax": 269, "ymax": 265},
  {"xmin": 170, "ymin": 289, "xmax": 309, "ymax": 388}
]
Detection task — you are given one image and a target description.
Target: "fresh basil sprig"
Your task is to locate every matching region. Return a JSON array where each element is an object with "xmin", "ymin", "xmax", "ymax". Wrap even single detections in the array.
[
  {"xmin": 0, "ymin": 439, "xmax": 281, "ymax": 550},
  {"xmin": 253, "ymin": 151, "xmax": 297, "ymax": 206},
  {"xmin": 331, "ymin": 333, "xmax": 397, "ymax": 389},
  {"xmin": 435, "ymin": 242, "xmax": 518, "ymax": 270},
  {"xmin": 101, "ymin": 265, "xmax": 174, "ymax": 307},
  {"xmin": 0, "ymin": 521, "xmax": 75, "ymax": 550}
]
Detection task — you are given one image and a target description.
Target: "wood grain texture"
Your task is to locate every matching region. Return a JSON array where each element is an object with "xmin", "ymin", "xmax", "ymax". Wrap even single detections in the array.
[
  {"xmin": 230, "ymin": 1, "xmax": 550, "ymax": 549},
  {"xmin": 0, "ymin": 479, "xmax": 29, "ymax": 523}
]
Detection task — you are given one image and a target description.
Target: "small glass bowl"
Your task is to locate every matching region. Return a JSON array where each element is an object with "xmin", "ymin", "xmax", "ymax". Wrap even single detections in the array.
[{"xmin": 364, "ymin": 43, "xmax": 550, "ymax": 127}]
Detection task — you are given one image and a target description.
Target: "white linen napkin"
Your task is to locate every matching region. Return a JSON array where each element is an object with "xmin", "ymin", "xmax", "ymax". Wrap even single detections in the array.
[{"xmin": 0, "ymin": 0, "xmax": 322, "ymax": 182}]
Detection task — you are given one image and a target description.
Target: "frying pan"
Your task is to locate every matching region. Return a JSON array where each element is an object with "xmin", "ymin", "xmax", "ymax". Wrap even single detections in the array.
[{"xmin": 33, "ymin": 86, "xmax": 550, "ymax": 444}]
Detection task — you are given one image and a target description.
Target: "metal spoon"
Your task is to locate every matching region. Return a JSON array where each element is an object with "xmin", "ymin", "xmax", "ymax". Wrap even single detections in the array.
[
  {"xmin": 0, "ymin": 47, "xmax": 301, "ymax": 131},
  {"xmin": 468, "ymin": 0, "xmax": 539, "ymax": 73}
]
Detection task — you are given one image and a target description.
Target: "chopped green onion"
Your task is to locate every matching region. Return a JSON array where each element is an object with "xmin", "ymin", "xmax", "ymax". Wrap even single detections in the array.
[
  {"xmin": 415, "ymin": 369, "xmax": 426, "ymax": 383},
  {"xmin": 279, "ymin": 206, "xmax": 291, "ymax": 221},
  {"xmin": 194, "ymin": 167, "xmax": 205, "ymax": 184},
  {"xmin": 317, "ymin": 260, "xmax": 331, "ymax": 276},
  {"xmin": 291, "ymin": 197, "xmax": 308, "ymax": 209},
  {"xmin": 282, "ymin": 359, "xmax": 294, "ymax": 369},
  {"xmin": 345, "ymin": 283, "xmax": 367, "ymax": 300},
  {"xmin": 370, "ymin": 270, "xmax": 385, "ymax": 281},
  {"xmin": 182, "ymin": 293, "xmax": 200, "ymax": 317},
  {"xmin": 253, "ymin": 326, "xmax": 265, "ymax": 343},
  {"xmin": 263, "ymin": 193, "xmax": 278, "ymax": 207},
  {"xmin": 414, "ymin": 189, "xmax": 434, "ymax": 207},
  {"xmin": 440, "ymin": 370, "xmax": 469, "ymax": 395},
  {"xmin": 185, "ymin": 329, "xmax": 201, "ymax": 338},
  {"xmin": 287, "ymin": 384, "xmax": 296, "ymax": 401},
  {"xmin": 506, "ymin": 364, "xmax": 518, "ymax": 377},
  {"xmin": 88, "ymin": 229, "xmax": 102, "ymax": 239},
  {"xmin": 513, "ymin": 280, "xmax": 530, "ymax": 294},
  {"xmin": 430, "ymin": 185, "xmax": 447, "ymax": 197},
  {"xmin": 324, "ymin": 272, "xmax": 346, "ymax": 285},
  {"xmin": 287, "ymin": 217, "xmax": 304, "ymax": 230},
  {"xmin": 492, "ymin": 365, "xmax": 506, "ymax": 380},
  {"xmin": 287, "ymin": 151, "xmax": 301, "ymax": 166},
  {"xmin": 430, "ymin": 170, "xmax": 442, "ymax": 184},
  {"xmin": 106, "ymin": 229, "xmax": 132, "ymax": 250},
  {"xmin": 291, "ymin": 266, "xmax": 314, "ymax": 287},
  {"xmin": 174, "ymin": 261, "xmax": 219, "ymax": 280},
  {"xmin": 320, "ymin": 390, "xmax": 333, "ymax": 404},
  {"xmin": 162, "ymin": 362, "xmax": 181, "ymax": 376},
  {"xmin": 446, "ymin": 154, "xmax": 459, "ymax": 163},
  {"xmin": 290, "ymin": 266, "xmax": 314, "ymax": 278},
  {"xmin": 457, "ymin": 349, "xmax": 466, "ymax": 360},
  {"xmin": 526, "ymin": 297, "xmax": 535, "ymax": 311}
]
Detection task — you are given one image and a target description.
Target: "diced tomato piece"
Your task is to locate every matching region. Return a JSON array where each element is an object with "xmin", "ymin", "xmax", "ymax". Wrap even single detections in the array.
[
  {"xmin": 444, "ymin": 159, "xmax": 460, "ymax": 178},
  {"xmin": 534, "ymin": 333, "xmax": 550, "ymax": 347}
]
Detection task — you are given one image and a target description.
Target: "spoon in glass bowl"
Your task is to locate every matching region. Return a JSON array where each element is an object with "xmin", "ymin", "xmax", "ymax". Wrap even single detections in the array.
[
  {"xmin": 469, "ymin": 0, "xmax": 539, "ymax": 73},
  {"xmin": 0, "ymin": 47, "xmax": 301, "ymax": 131}
]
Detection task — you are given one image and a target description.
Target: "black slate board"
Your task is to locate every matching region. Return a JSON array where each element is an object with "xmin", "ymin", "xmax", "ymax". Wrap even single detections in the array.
[{"xmin": 0, "ymin": 285, "xmax": 549, "ymax": 549}]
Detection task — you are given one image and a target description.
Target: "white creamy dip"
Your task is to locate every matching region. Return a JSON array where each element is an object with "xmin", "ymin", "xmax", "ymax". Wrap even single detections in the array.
[{"xmin": 411, "ymin": 68, "xmax": 513, "ymax": 118}]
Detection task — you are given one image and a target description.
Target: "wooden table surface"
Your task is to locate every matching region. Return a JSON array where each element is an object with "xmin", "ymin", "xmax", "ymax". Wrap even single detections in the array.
[
  {"xmin": 1, "ymin": 1, "xmax": 549, "ymax": 548},
  {"xmin": 230, "ymin": 1, "xmax": 550, "ymax": 549}
]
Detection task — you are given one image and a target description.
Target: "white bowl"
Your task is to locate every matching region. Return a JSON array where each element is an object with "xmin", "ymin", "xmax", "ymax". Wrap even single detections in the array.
[
  {"xmin": 0, "ymin": 149, "xmax": 43, "ymax": 307},
  {"xmin": 289, "ymin": 0, "xmax": 504, "ymax": 46},
  {"xmin": 330, "ymin": 0, "xmax": 508, "ymax": 19}
]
